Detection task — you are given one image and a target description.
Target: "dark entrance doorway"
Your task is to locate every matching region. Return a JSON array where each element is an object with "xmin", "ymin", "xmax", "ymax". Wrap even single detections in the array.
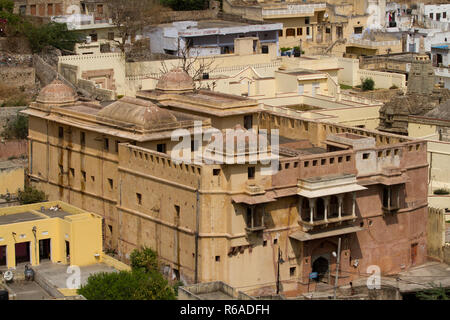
[
  {"xmin": 312, "ymin": 257, "xmax": 329, "ymax": 282},
  {"xmin": 65, "ymin": 241, "xmax": 70, "ymax": 264},
  {"xmin": 39, "ymin": 239, "xmax": 51, "ymax": 261},
  {"xmin": 15, "ymin": 242, "xmax": 30, "ymax": 265},
  {"xmin": 0, "ymin": 245, "xmax": 6, "ymax": 266}
]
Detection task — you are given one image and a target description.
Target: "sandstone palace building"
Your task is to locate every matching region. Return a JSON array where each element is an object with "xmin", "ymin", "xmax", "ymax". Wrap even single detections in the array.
[{"xmin": 23, "ymin": 70, "xmax": 428, "ymax": 296}]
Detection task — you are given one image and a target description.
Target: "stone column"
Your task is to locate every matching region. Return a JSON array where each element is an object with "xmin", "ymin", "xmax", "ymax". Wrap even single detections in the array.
[
  {"xmin": 309, "ymin": 198, "xmax": 316, "ymax": 224},
  {"xmin": 338, "ymin": 194, "xmax": 344, "ymax": 219},
  {"xmin": 352, "ymin": 192, "xmax": 356, "ymax": 218},
  {"xmin": 324, "ymin": 196, "xmax": 329, "ymax": 222},
  {"xmin": 298, "ymin": 198, "xmax": 302, "ymax": 222}
]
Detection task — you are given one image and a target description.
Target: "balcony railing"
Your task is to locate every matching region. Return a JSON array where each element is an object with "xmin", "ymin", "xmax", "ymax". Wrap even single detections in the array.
[{"xmin": 299, "ymin": 214, "xmax": 355, "ymax": 228}]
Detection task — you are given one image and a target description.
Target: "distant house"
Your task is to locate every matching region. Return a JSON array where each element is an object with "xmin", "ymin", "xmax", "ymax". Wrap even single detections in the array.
[{"xmin": 146, "ymin": 19, "xmax": 282, "ymax": 57}]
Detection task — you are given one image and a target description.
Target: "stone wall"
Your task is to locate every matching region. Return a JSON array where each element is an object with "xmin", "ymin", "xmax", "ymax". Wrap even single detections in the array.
[
  {"xmin": 159, "ymin": 9, "xmax": 217, "ymax": 23},
  {"xmin": 0, "ymin": 107, "xmax": 27, "ymax": 130},
  {"xmin": 427, "ymin": 207, "xmax": 446, "ymax": 261},
  {"xmin": 0, "ymin": 140, "xmax": 28, "ymax": 160},
  {"xmin": 0, "ymin": 67, "xmax": 35, "ymax": 89},
  {"xmin": 77, "ymin": 78, "xmax": 115, "ymax": 101}
]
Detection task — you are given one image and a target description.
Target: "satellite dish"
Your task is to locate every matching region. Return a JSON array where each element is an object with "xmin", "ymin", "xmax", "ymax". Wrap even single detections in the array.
[
  {"xmin": 3, "ymin": 270, "xmax": 13, "ymax": 282},
  {"xmin": 324, "ymin": 13, "xmax": 329, "ymax": 18}
]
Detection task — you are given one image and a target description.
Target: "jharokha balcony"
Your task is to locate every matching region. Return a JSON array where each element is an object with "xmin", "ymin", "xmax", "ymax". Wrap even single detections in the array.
[{"xmin": 297, "ymin": 174, "xmax": 367, "ymax": 231}]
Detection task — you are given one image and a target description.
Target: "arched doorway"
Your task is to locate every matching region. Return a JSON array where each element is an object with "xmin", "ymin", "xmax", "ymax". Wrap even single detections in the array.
[{"xmin": 312, "ymin": 256, "xmax": 329, "ymax": 282}]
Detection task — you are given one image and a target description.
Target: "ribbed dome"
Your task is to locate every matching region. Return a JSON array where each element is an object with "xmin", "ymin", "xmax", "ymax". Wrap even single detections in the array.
[
  {"xmin": 36, "ymin": 79, "xmax": 78, "ymax": 106},
  {"xmin": 96, "ymin": 96, "xmax": 177, "ymax": 129},
  {"xmin": 156, "ymin": 68, "xmax": 195, "ymax": 92}
]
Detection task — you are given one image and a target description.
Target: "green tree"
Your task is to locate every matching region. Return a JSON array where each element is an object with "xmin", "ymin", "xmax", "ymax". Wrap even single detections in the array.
[
  {"xmin": 21, "ymin": 21, "xmax": 83, "ymax": 53},
  {"xmin": 17, "ymin": 186, "xmax": 48, "ymax": 204},
  {"xmin": 416, "ymin": 284, "xmax": 449, "ymax": 300},
  {"xmin": 130, "ymin": 246, "xmax": 159, "ymax": 273},
  {"xmin": 361, "ymin": 77, "xmax": 375, "ymax": 91},
  {"xmin": 1, "ymin": 115, "xmax": 28, "ymax": 140},
  {"xmin": 78, "ymin": 269, "xmax": 176, "ymax": 300}
]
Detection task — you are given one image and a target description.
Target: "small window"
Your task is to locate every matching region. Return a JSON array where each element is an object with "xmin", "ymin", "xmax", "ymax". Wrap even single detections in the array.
[
  {"xmin": 338, "ymin": 156, "xmax": 343, "ymax": 163},
  {"xmin": 215, "ymin": 256, "xmax": 220, "ymax": 262},
  {"xmin": 386, "ymin": 150, "xmax": 391, "ymax": 156},
  {"xmin": 297, "ymin": 27, "xmax": 302, "ymax": 36},
  {"xmin": 81, "ymin": 170, "xmax": 86, "ymax": 182},
  {"xmin": 70, "ymin": 168, "xmax": 75, "ymax": 176},
  {"xmin": 312, "ymin": 160, "xmax": 317, "ymax": 166},
  {"xmin": 104, "ymin": 138, "xmax": 109, "ymax": 150},
  {"xmin": 91, "ymin": 175, "xmax": 95, "ymax": 182},
  {"xmin": 273, "ymin": 238, "xmax": 278, "ymax": 245},
  {"xmin": 157, "ymin": 143, "xmax": 166, "ymax": 154},
  {"xmin": 394, "ymin": 149, "xmax": 399, "ymax": 156},
  {"xmin": 305, "ymin": 18, "xmax": 310, "ymax": 24},
  {"xmin": 108, "ymin": 178, "xmax": 113, "ymax": 189},
  {"xmin": 278, "ymin": 30, "xmax": 283, "ymax": 37},
  {"xmin": 290, "ymin": 267, "xmax": 296, "ymax": 277},
  {"xmin": 329, "ymin": 158, "xmax": 335, "ymax": 164},
  {"xmin": 378, "ymin": 151, "xmax": 383, "ymax": 158},
  {"xmin": 354, "ymin": 27, "xmax": 363, "ymax": 34},
  {"xmin": 325, "ymin": 28, "xmax": 331, "ymax": 34},
  {"xmin": 263, "ymin": 240, "xmax": 267, "ymax": 247},
  {"xmin": 59, "ymin": 165, "xmax": 64, "ymax": 174},
  {"xmin": 286, "ymin": 28, "xmax": 295, "ymax": 37},
  {"xmin": 306, "ymin": 27, "xmax": 310, "ymax": 36},
  {"xmin": 80, "ymin": 132, "xmax": 85, "ymax": 146},
  {"xmin": 363, "ymin": 153, "xmax": 370, "ymax": 159},
  {"xmin": 285, "ymin": 163, "xmax": 290, "ymax": 169},
  {"xmin": 244, "ymin": 115, "xmax": 253, "ymax": 130},
  {"xmin": 321, "ymin": 159, "xmax": 326, "ymax": 165},
  {"xmin": 346, "ymin": 155, "xmax": 351, "ymax": 162},
  {"xmin": 108, "ymin": 225, "xmax": 113, "ymax": 233},
  {"xmin": 430, "ymin": 13, "xmax": 433, "ymax": 19},
  {"xmin": 136, "ymin": 193, "xmax": 142, "ymax": 205},
  {"xmin": 115, "ymin": 140, "xmax": 119, "ymax": 153},
  {"xmin": 213, "ymin": 169, "xmax": 220, "ymax": 176},
  {"xmin": 58, "ymin": 126, "xmax": 64, "ymax": 138},
  {"xmin": 108, "ymin": 32, "xmax": 115, "ymax": 41},
  {"xmin": 416, "ymin": 144, "xmax": 420, "ymax": 151},
  {"xmin": 248, "ymin": 166, "xmax": 256, "ymax": 179}
]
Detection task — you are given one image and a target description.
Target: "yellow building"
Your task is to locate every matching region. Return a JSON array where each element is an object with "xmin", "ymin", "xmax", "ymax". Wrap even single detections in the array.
[
  {"xmin": 22, "ymin": 72, "xmax": 429, "ymax": 296},
  {"xmin": 0, "ymin": 201, "xmax": 103, "ymax": 269}
]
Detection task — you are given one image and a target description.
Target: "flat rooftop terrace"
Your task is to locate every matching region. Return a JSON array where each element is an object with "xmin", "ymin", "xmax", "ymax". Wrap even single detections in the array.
[
  {"xmin": 0, "ymin": 211, "xmax": 44, "ymax": 226},
  {"xmin": 0, "ymin": 201, "xmax": 91, "ymax": 226}
]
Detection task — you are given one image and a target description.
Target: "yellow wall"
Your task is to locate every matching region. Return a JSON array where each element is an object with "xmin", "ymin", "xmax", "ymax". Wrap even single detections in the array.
[
  {"xmin": 0, "ymin": 201, "xmax": 102, "ymax": 269},
  {"xmin": 0, "ymin": 166, "xmax": 24, "ymax": 195}
]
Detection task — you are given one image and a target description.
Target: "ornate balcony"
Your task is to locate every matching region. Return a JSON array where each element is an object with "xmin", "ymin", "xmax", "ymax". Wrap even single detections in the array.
[{"xmin": 296, "ymin": 174, "xmax": 366, "ymax": 231}]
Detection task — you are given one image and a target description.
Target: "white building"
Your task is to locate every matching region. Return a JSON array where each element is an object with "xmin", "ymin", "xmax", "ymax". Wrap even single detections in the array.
[
  {"xmin": 431, "ymin": 43, "xmax": 450, "ymax": 89},
  {"xmin": 423, "ymin": 4, "xmax": 450, "ymax": 23},
  {"xmin": 146, "ymin": 20, "xmax": 282, "ymax": 57}
]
